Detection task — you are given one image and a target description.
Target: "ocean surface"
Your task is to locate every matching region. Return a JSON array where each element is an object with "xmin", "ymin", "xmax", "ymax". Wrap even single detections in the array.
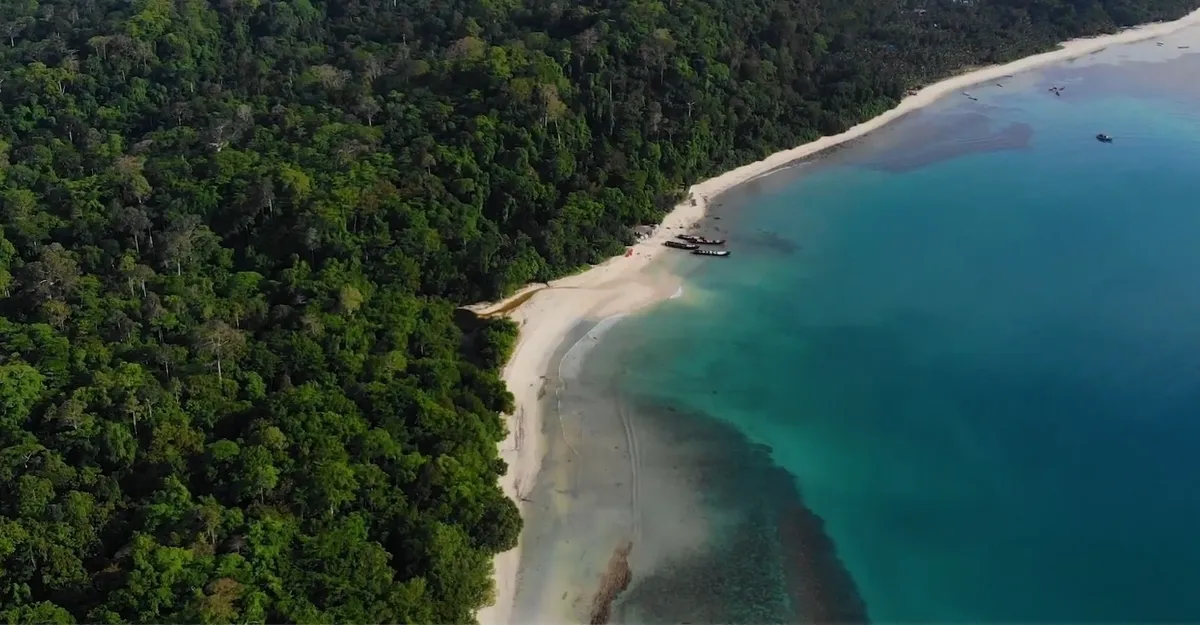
[{"xmin": 513, "ymin": 30, "xmax": 1200, "ymax": 624}]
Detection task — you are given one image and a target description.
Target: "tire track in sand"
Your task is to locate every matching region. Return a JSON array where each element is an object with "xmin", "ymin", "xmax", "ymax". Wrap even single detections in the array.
[{"xmin": 616, "ymin": 365, "xmax": 643, "ymax": 542}]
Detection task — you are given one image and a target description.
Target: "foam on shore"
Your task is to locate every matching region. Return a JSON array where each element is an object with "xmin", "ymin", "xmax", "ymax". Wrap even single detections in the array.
[{"xmin": 559, "ymin": 314, "xmax": 629, "ymax": 380}]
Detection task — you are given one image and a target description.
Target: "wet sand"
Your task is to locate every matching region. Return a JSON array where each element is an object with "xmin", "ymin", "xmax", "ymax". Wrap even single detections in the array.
[{"xmin": 507, "ymin": 313, "xmax": 719, "ymax": 624}]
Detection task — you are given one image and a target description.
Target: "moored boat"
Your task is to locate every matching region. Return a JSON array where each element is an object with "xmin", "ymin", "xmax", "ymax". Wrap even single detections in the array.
[
  {"xmin": 692, "ymin": 249, "xmax": 730, "ymax": 257},
  {"xmin": 664, "ymin": 240, "xmax": 699, "ymax": 250},
  {"xmin": 678, "ymin": 234, "xmax": 725, "ymax": 245}
]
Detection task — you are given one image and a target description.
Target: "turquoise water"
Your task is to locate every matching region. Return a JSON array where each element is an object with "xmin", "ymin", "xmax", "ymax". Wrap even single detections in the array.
[{"xmin": 590, "ymin": 44, "xmax": 1200, "ymax": 623}]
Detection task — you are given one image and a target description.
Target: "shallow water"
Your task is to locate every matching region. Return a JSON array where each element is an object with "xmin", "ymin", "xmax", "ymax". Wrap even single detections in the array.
[{"xmin": 514, "ymin": 30, "xmax": 1200, "ymax": 624}]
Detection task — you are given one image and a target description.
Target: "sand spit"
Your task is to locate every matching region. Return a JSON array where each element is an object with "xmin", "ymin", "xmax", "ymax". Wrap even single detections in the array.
[{"xmin": 472, "ymin": 10, "xmax": 1200, "ymax": 625}]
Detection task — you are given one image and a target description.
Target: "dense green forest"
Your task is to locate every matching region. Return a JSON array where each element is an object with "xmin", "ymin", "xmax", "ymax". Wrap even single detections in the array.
[{"xmin": 0, "ymin": 0, "xmax": 1195, "ymax": 619}]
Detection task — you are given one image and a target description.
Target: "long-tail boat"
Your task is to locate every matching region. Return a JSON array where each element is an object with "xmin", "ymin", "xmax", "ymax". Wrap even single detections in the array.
[{"xmin": 678, "ymin": 234, "xmax": 726, "ymax": 245}]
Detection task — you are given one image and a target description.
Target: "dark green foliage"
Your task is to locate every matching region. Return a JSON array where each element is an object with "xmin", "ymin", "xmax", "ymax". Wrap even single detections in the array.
[
  {"xmin": 474, "ymin": 317, "xmax": 521, "ymax": 372},
  {"xmin": 0, "ymin": 0, "xmax": 1195, "ymax": 621}
]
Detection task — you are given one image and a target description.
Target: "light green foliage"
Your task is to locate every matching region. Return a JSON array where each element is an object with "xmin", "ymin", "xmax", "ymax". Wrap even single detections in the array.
[{"xmin": 0, "ymin": 361, "xmax": 43, "ymax": 429}]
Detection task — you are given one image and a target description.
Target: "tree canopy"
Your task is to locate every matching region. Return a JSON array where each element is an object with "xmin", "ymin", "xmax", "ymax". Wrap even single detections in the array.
[{"xmin": 0, "ymin": 0, "xmax": 1195, "ymax": 621}]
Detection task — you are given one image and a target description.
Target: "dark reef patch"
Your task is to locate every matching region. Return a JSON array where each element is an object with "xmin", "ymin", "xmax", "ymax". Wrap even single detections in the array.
[
  {"xmin": 609, "ymin": 398, "xmax": 871, "ymax": 625},
  {"xmin": 739, "ymin": 229, "xmax": 800, "ymax": 256},
  {"xmin": 860, "ymin": 112, "xmax": 1034, "ymax": 172},
  {"xmin": 777, "ymin": 499, "xmax": 872, "ymax": 624}
]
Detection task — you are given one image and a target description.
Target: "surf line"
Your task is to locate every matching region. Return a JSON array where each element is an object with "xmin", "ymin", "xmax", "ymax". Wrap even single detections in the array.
[{"xmin": 554, "ymin": 313, "xmax": 630, "ymax": 457}]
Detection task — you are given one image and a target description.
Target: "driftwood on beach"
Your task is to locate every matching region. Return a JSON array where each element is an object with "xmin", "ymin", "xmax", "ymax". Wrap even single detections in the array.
[{"xmin": 588, "ymin": 541, "xmax": 634, "ymax": 624}]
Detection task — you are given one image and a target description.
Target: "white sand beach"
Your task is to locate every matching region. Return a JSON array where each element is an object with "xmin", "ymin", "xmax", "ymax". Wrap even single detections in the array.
[{"xmin": 472, "ymin": 10, "xmax": 1200, "ymax": 625}]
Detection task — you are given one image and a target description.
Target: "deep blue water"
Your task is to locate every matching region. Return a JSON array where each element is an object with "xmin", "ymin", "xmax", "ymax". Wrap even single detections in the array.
[{"xmin": 594, "ymin": 42, "xmax": 1200, "ymax": 622}]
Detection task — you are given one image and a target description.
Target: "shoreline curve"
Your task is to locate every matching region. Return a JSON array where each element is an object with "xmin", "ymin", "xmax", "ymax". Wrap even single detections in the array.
[{"xmin": 471, "ymin": 11, "xmax": 1200, "ymax": 625}]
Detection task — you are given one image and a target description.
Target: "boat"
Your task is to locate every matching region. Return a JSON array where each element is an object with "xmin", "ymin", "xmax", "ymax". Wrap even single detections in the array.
[
  {"xmin": 679, "ymin": 234, "xmax": 726, "ymax": 245},
  {"xmin": 664, "ymin": 240, "xmax": 699, "ymax": 250},
  {"xmin": 1096, "ymin": 133, "xmax": 1113, "ymax": 143},
  {"xmin": 692, "ymin": 249, "xmax": 730, "ymax": 257}
]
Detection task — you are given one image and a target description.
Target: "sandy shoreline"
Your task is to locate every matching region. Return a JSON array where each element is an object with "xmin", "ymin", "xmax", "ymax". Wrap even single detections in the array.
[{"xmin": 471, "ymin": 10, "xmax": 1200, "ymax": 625}]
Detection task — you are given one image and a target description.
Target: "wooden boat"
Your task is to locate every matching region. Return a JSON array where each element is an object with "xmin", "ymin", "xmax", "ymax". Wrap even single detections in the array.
[
  {"xmin": 678, "ymin": 234, "xmax": 725, "ymax": 245},
  {"xmin": 692, "ymin": 249, "xmax": 730, "ymax": 257},
  {"xmin": 664, "ymin": 240, "xmax": 699, "ymax": 250}
]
